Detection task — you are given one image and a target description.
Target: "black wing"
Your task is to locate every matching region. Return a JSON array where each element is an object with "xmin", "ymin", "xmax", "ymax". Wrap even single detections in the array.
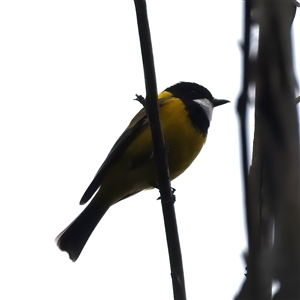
[
  {"xmin": 79, "ymin": 107, "xmax": 149, "ymax": 204},
  {"xmin": 79, "ymin": 97, "xmax": 170, "ymax": 205}
]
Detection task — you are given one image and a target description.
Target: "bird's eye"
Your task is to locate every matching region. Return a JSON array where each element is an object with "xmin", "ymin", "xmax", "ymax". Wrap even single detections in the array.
[{"xmin": 190, "ymin": 91, "xmax": 198, "ymax": 98}]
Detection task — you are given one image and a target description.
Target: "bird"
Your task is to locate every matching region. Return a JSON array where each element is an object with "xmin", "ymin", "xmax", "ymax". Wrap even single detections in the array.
[{"xmin": 56, "ymin": 81, "xmax": 229, "ymax": 261}]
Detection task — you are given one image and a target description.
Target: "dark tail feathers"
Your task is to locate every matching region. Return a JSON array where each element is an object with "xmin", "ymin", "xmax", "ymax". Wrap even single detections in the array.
[{"xmin": 56, "ymin": 200, "xmax": 109, "ymax": 262}]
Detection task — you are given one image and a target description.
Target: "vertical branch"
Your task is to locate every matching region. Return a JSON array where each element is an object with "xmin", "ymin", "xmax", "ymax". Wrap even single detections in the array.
[
  {"xmin": 236, "ymin": 0, "xmax": 268, "ymax": 298},
  {"xmin": 256, "ymin": 2, "xmax": 300, "ymax": 299},
  {"xmin": 236, "ymin": 1, "xmax": 299, "ymax": 299},
  {"xmin": 133, "ymin": 1, "xmax": 186, "ymax": 299},
  {"xmin": 237, "ymin": 1, "xmax": 251, "ymax": 214}
]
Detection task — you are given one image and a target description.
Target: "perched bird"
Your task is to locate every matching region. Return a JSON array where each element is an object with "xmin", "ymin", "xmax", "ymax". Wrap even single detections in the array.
[{"xmin": 56, "ymin": 82, "xmax": 229, "ymax": 261}]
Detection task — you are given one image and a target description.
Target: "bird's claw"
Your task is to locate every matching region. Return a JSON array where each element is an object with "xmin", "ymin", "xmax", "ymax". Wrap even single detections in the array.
[{"xmin": 157, "ymin": 187, "xmax": 176, "ymax": 203}]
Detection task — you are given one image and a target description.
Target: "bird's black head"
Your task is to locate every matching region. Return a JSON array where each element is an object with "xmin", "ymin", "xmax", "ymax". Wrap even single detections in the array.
[
  {"xmin": 165, "ymin": 82, "xmax": 214, "ymax": 102},
  {"xmin": 165, "ymin": 82, "xmax": 229, "ymax": 134}
]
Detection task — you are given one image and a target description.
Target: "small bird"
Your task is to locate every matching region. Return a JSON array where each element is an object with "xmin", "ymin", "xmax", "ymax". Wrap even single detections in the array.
[{"xmin": 56, "ymin": 82, "xmax": 229, "ymax": 261}]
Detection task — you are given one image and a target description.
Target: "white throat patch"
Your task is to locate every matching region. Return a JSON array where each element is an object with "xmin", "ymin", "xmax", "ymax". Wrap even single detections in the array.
[{"xmin": 193, "ymin": 98, "xmax": 213, "ymax": 122}]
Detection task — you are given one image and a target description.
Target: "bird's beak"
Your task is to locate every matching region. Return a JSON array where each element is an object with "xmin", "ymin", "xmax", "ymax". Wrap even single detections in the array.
[{"xmin": 211, "ymin": 99, "xmax": 230, "ymax": 107}]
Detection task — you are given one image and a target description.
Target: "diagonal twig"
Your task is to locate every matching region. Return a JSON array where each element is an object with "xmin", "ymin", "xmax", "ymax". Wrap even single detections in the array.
[{"xmin": 133, "ymin": 1, "xmax": 186, "ymax": 299}]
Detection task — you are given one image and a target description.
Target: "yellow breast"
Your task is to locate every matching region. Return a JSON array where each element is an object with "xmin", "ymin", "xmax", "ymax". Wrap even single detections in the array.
[
  {"xmin": 118, "ymin": 94, "xmax": 207, "ymax": 190},
  {"xmin": 159, "ymin": 96, "xmax": 207, "ymax": 179}
]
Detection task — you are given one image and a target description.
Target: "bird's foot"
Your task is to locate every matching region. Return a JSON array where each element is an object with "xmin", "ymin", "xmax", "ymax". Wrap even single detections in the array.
[
  {"xmin": 134, "ymin": 94, "xmax": 147, "ymax": 108},
  {"xmin": 157, "ymin": 187, "xmax": 176, "ymax": 203}
]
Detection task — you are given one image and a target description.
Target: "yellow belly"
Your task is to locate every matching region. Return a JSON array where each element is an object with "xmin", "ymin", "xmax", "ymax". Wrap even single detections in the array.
[
  {"xmin": 122, "ymin": 96, "xmax": 207, "ymax": 181},
  {"xmin": 99, "ymin": 96, "xmax": 207, "ymax": 203},
  {"xmin": 160, "ymin": 97, "xmax": 207, "ymax": 179}
]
